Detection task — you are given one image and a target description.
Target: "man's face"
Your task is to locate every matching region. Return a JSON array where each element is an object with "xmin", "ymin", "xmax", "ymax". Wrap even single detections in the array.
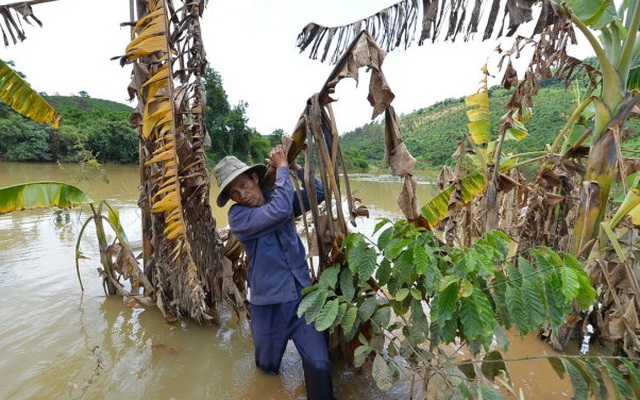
[{"xmin": 227, "ymin": 172, "xmax": 265, "ymax": 207}]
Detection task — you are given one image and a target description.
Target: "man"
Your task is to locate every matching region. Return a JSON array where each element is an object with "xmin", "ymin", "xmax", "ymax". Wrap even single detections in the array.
[{"xmin": 214, "ymin": 145, "xmax": 335, "ymax": 400}]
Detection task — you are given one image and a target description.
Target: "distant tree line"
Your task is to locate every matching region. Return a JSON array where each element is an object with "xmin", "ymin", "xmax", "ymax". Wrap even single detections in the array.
[
  {"xmin": 0, "ymin": 96, "xmax": 138, "ymax": 163},
  {"xmin": 0, "ymin": 67, "xmax": 284, "ymax": 166},
  {"xmin": 203, "ymin": 67, "xmax": 283, "ymax": 164},
  {"xmin": 8, "ymin": 60, "xmax": 633, "ymax": 171}
]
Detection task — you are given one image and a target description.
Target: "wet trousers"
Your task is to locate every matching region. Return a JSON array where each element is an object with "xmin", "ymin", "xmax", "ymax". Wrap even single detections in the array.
[{"xmin": 250, "ymin": 298, "xmax": 335, "ymax": 400}]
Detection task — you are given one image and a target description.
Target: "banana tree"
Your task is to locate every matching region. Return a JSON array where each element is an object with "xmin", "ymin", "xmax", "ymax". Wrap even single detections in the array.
[
  {"xmin": 120, "ymin": 0, "xmax": 233, "ymax": 324},
  {"xmin": 293, "ymin": 0, "xmax": 640, "ymax": 360}
]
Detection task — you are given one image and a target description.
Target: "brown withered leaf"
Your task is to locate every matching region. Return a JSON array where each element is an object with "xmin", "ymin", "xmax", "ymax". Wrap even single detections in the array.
[
  {"xmin": 397, "ymin": 175, "xmax": 421, "ymax": 222},
  {"xmin": 384, "ymin": 106, "xmax": 416, "ymax": 177},
  {"xmin": 623, "ymin": 157, "xmax": 640, "ymax": 176}
]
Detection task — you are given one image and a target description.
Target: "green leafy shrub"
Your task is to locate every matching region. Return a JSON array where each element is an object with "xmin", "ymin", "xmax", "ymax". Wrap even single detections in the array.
[{"xmin": 299, "ymin": 220, "xmax": 600, "ymax": 397}]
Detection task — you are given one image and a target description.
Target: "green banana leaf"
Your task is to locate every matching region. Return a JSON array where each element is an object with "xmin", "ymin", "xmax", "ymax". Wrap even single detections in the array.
[
  {"xmin": 0, "ymin": 181, "xmax": 93, "ymax": 215},
  {"xmin": 0, "ymin": 59, "xmax": 60, "ymax": 127},
  {"xmin": 421, "ymin": 170, "xmax": 487, "ymax": 227}
]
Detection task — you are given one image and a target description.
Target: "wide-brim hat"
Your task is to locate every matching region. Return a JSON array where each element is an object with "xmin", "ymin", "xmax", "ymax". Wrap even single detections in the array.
[{"xmin": 213, "ymin": 155, "xmax": 267, "ymax": 207}]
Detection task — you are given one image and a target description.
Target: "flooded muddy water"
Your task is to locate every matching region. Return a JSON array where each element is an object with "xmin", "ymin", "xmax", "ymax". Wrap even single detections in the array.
[{"xmin": 0, "ymin": 162, "xmax": 577, "ymax": 399}]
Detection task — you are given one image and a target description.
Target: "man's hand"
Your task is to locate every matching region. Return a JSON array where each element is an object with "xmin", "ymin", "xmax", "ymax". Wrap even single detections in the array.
[
  {"xmin": 290, "ymin": 160, "xmax": 302, "ymax": 171},
  {"xmin": 266, "ymin": 145, "xmax": 288, "ymax": 168}
]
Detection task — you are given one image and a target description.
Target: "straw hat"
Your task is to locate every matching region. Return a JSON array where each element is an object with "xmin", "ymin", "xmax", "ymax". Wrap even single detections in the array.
[{"xmin": 213, "ymin": 156, "xmax": 267, "ymax": 207}]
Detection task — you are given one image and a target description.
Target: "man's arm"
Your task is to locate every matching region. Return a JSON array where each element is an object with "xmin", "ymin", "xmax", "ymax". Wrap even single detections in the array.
[{"xmin": 230, "ymin": 146, "xmax": 293, "ymax": 240}]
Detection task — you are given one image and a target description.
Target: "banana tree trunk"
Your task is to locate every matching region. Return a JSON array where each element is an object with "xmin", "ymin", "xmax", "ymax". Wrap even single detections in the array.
[
  {"xmin": 571, "ymin": 131, "xmax": 616, "ymax": 255},
  {"xmin": 570, "ymin": 93, "xmax": 640, "ymax": 256}
]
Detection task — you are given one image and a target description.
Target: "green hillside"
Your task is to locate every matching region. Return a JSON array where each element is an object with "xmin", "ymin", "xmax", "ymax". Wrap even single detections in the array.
[
  {"xmin": 0, "ymin": 94, "xmax": 137, "ymax": 163},
  {"xmin": 46, "ymin": 95, "xmax": 133, "ymax": 113},
  {"xmin": 340, "ymin": 78, "xmax": 640, "ymax": 170}
]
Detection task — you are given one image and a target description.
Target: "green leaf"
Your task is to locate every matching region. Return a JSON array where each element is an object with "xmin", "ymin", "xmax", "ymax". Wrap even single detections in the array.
[
  {"xmin": 459, "ymin": 287, "xmax": 495, "ymax": 343},
  {"xmin": 491, "ymin": 282, "xmax": 511, "ymax": 329},
  {"xmin": 304, "ymin": 289, "xmax": 328, "ymax": 324},
  {"xmin": 505, "ymin": 284, "xmax": 528, "ymax": 335},
  {"xmin": 297, "ymin": 286, "xmax": 321, "ymax": 318},
  {"xmin": 421, "ymin": 170, "xmax": 486, "ymax": 227},
  {"xmin": 481, "ymin": 350, "xmax": 507, "ymax": 381},
  {"xmin": 629, "ymin": 65, "xmax": 640, "ymax": 91},
  {"xmin": 602, "ymin": 359, "xmax": 633, "ymax": 399},
  {"xmin": 562, "ymin": 358, "xmax": 589, "ymax": 400},
  {"xmin": 339, "ymin": 268, "xmax": 356, "ymax": 302},
  {"xmin": 385, "ymin": 238, "xmax": 412, "ymax": 259},
  {"xmin": 396, "ymin": 288, "xmax": 410, "ymax": 301},
  {"xmin": 492, "ymin": 323, "xmax": 509, "ymax": 351},
  {"xmin": 359, "ymin": 296, "xmax": 377, "ymax": 321},
  {"xmin": 358, "ymin": 247, "xmax": 378, "ymax": 283},
  {"xmin": 347, "ymin": 236, "xmax": 366, "ymax": 275},
  {"xmin": 467, "ymin": 120, "xmax": 490, "ymax": 145},
  {"xmin": 373, "ymin": 218, "xmax": 390, "ymax": 235},
  {"xmin": 300, "ymin": 284, "xmax": 317, "ymax": 295},
  {"xmin": 424, "ymin": 257, "xmax": 443, "ymax": 293},
  {"xmin": 372, "ymin": 353, "xmax": 393, "ymax": 391},
  {"xmin": 436, "ymin": 281, "xmax": 459, "ymax": 325},
  {"xmin": 372, "ymin": 305, "xmax": 391, "ymax": 327},
  {"xmin": 105, "ymin": 204, "xmax": 130, "ymax": 244},
  {"xmin": 565, "ymin": 0, "xmax": 617, "ymax": 29},
  {"xmin": 0, "ymin": 59, "xmax": 60, "ymax": 127},
  {"xmin": 410, "ymin": 287, "xmax": 422, "ymax": 300},
  {"xmin": 505, "ymin": 126, "xmax": 528, "ymax": 141},
  {"xmin": 621, "ymin": 359, "xmax": 640, "ymax": 399},
  {"xmin": 457, "ymin": 382, "xmax": 474, "ymax": 400},
  {"xmin": 522, "ymin": 278, "xmax": 546, "ymax": 328},
  {"xmin": 376, "ymin": 227, "xmax": 393, "ymax": 250},
  {"xmin": 319, "ymin": 265, "xmax": 340, "ymax": 289},
  {"xmin": 353, "ymin": 344, "xmax": 372, "ymax": 368},
  {"xmin": 413, "ymin": 243, "xmax": 429, "ymax": 274},
  {"xmin": 376, "ymin": 257, "xmax": 392, "ymax": 287},
  {"xmin": 409, "ymin": 299, "xmax": 429, "ymax": 342},
  {"xmin": 459, "ymin": 279, "xmax": 473, "ymax": 298},
  {"xmin": 0, "ymin": 181, "xmax": 93, "ymax": 215},
  {"xmin": 545, "ymin": 271, "xmax": 569, "ymax": 327},
  {"xmin": 341, "ymin": 306, "xmax": 358, "ymax": 335},
  {"xmin": 580, "ymin": 359, "xmax": 607, "ymax": 400},
  {"xmin": 396, "ymin": 248, "xmax": 416, "ymax": 286},
  {"xmin": 438, "ymin": 275, "xmax": 460, "ymax": 292},
  {"xmin": 547, "ymin": 357, "xmax": 566, "ymax": 379},
  {"xmin": 315, "ymin": 299, "xmax": 340, "ymax": 331},
  {"xmin": 333, "ymin": 302, "xmax": 348, "ymax": 329},
  {"xmin": 574, "ymin": 271, "xmax": 597, "ymax": 310},
  {"xmin": 560, "ymin": 267, "xmax": 580, "ymax": 302}
]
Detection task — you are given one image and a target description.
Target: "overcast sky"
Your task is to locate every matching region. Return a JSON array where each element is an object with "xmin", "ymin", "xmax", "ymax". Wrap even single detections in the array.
[{"xmin": 1, "ymin": 0, "xmax": 593, "ymax": 136}]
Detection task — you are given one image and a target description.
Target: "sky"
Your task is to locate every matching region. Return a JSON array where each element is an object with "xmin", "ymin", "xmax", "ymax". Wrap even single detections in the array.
[{"xmin": 1, "ymin": 0, "xmax": 594, "ymax": 136}]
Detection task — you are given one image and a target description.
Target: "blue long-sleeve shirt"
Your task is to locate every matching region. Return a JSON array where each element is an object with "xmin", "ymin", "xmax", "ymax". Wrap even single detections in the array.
[{"xmin": 228, "ymin": 166, "xmax": 324, "ymax": 305}]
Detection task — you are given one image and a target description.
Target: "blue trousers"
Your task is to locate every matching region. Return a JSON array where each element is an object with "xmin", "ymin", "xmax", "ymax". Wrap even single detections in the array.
[{"xmin": 250, "ymin": 299, "xmax": 335, "ymax": 400}]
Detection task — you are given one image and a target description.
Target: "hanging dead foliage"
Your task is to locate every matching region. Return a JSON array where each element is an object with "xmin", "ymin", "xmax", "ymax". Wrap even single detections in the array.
[
  {"xmin": 118, "ymin": 0, "xmax": 227, "ymax": 324},
  {"xmin": 296, "ymin": 0, "xmax": 569, "ymax": 65},
  {"xmin": 280, "ymin": 31, "xmax": 424, "ymax": 275},
  {"xmin": 0, "ymin": 0, "xmax": 55, "ymax": 46}
]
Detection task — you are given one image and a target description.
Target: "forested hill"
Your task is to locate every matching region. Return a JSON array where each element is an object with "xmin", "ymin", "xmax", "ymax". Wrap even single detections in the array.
[
  {"xmin": 0, "ymin": 94, "xmax": 138, "ymax": 164},
  {"xmin": 46, "ymin": 95, "xmax": 133, "ymax": 113},
  {"xmin": 340, "ymin": 78, "xmax": 640, "ymax": 170},
  {"xmin": 0, "ymin": 67, "xmax": 283, "ymax": 165}
]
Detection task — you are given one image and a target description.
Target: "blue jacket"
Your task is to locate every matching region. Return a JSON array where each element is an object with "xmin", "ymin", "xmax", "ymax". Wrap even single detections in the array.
[{"xmin": 228, "ymin": 167, "xmax": 324, "ymax": 305}]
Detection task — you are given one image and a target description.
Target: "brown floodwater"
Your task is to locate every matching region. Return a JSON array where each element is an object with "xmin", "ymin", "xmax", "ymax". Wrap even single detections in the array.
[{"xmin": 0, "ymin": 162, "xmax": 580, "ymax": 399}]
